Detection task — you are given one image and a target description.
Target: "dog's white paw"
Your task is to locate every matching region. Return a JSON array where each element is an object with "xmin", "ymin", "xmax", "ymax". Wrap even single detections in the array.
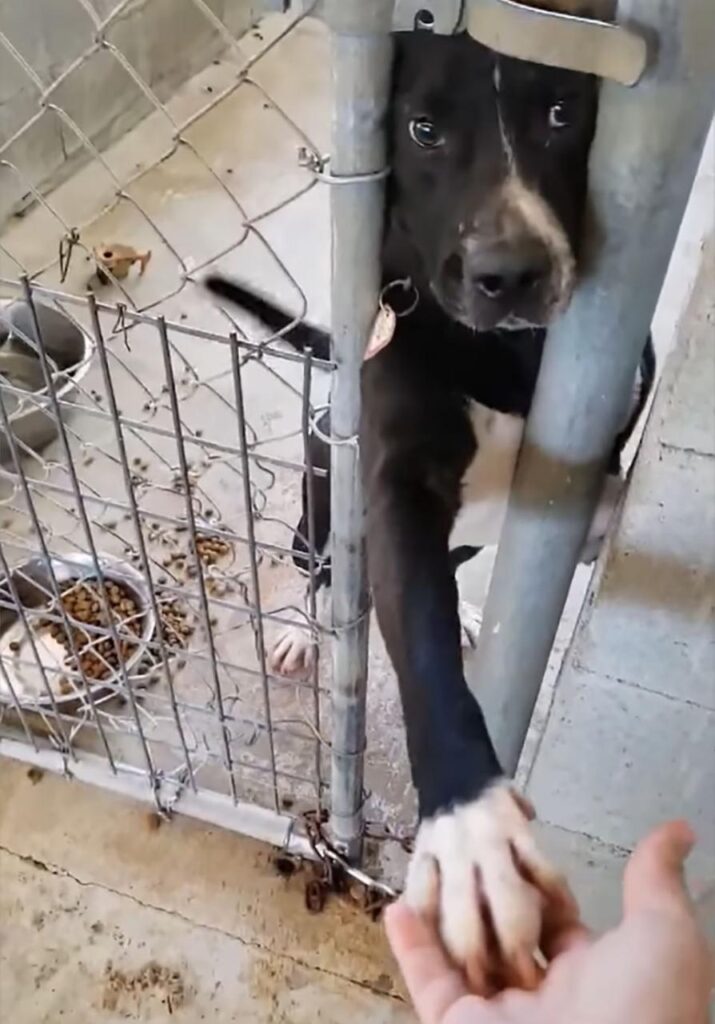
[
  {"xmin": 459, "ymin": 600, "xmax": 483, "ymax": 649},
  {"xmin": 268, "ymin": 627, "xmax": 317, "ymax": 679},
  {"xmin": 405, "ymin": 783, "xmax": 574, "ymax": 992}
]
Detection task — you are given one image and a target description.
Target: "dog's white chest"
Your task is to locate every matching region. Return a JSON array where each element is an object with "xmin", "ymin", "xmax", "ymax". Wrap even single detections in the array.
[{"xmin": 449, "ymin": 401, "xmax": 525, "ymax": 549}]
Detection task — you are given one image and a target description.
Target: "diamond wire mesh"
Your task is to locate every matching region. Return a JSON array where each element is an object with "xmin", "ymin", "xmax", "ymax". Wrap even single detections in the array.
[{"xmin": 0, "ymin": 0, "xmax": 336, "ymax": 830}]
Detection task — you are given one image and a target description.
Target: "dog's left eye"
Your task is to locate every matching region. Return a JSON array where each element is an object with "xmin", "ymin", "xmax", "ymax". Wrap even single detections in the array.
[
  {"xmin": 548, "ymin": 102, "xmax": 569, "ymax": 130},
  {"xmin": 409, "ymin": 117, "xmax": 444, "ymax": 149}
]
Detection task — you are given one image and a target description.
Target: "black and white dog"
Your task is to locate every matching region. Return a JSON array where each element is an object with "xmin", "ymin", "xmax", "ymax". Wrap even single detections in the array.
[{"xmin": 207, "ymin": 31, "xmax": 654, "ymax": 990}]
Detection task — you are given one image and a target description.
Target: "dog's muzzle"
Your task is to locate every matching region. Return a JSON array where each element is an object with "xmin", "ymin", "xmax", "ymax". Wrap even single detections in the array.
[{"xmin": 435, "ymin": 179, "xmax": 576, "ymax": 332}]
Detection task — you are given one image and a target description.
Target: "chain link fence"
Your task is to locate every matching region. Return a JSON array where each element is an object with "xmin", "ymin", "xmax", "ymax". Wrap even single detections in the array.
[
  {"xmin": 0, "ymin": 0, "xmax": 379, "ymax": 860},
  {"xmin": 4, "ymin": 0, "xmax": 710, "ymax": 895}
]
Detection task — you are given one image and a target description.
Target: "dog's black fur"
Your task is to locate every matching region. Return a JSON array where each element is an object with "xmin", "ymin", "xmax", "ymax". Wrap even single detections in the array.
[{"xmin": 206, "ymin": 30, "xmax": 655, "ymax": 978}]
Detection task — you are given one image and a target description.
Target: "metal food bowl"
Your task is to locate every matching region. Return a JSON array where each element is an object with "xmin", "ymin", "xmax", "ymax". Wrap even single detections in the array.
[
  {"xmin": 0, "ymin": 298, "xmax": 92, "ymax": 459},
  {"xmin": 0, "ymin": 553, "xmax": 156, "ymax": 709}
]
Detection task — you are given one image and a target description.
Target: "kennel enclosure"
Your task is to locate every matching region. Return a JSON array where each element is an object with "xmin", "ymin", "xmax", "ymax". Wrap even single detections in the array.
[{"xmin": 1, "ymin": 0, "xmax": 712, "ymax": 876}]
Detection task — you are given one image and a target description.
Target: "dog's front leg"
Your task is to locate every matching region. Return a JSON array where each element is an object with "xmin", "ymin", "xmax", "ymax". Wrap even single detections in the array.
[{"xmin": 367, "ymin": 481, "xmax": 576, "ymax": 991}]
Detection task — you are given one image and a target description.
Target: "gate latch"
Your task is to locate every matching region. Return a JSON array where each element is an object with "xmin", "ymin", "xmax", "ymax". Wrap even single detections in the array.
[{"xmin": 394, "ymin": 0, "xmax": 649, "ymax": 85}]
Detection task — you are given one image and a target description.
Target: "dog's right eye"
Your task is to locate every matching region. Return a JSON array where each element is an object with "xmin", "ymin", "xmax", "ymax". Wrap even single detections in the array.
[{"xmin": 409, "ymin": 117, "xmax": 444, "ymax": 149}]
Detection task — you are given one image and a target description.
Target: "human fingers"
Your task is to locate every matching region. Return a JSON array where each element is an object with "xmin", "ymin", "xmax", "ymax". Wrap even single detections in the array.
[
  {"xmin": 623, "ymin": 820, "xmax": 695, "ymax": 917},
  {"xmin": 537, "ymin": 874, "xmax": 591, "ymax": 960},
  {"xmin": 541, "ymin": 918, "xmax": 592, "ymax": 960},
  {"xmin": 385, "ymin": 901, "xmax": 471, "ymax": 1024},
  {"xmin": 510, "ymin": 828, "xmax": 591, "ymax": 961},
  {"xmin": 619, "ymin": 822, "xmax": 712, "ymax": 1022}
]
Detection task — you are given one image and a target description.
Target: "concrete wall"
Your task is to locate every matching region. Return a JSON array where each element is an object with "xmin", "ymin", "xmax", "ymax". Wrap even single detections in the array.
[{"xmin": 0, "ymin": 0, "xmax": 282, "ymax": 223}]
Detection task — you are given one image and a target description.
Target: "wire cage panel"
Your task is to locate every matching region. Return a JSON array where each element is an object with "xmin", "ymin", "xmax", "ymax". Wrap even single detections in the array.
[{"xmin": 0, "ymin": 2, "xmax": 347, "ymax": 851}]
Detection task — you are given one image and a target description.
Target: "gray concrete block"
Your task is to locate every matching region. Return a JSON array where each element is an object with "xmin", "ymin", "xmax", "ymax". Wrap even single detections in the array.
[
  {"xmin": 528, "ymin": 667, "xmax": 715, "ymax": 855},
  {"xmin": 657, "ymin": 246, "xmax": 715, "ymax": 457},
  {"xmin": 0, "ymin": 108, "xmax": 66, "ymax": 219},
  {"xmin": 0, "ymin": 43, "xmax": 65, "ymax": 222},
  {"xmin": 534, "ymin": 821, "xmax": 715, "ymax": 950},
  {"xmin": 38, "ymin": 0, "xmax": 98, "ymax": 79},
  {"xmin": 0, "ymin": 0, "xmax": 259, "ymax": 223},
  {"xmin": 575, "ymin": 444, "xmax": 715, "ymax": 709},
  {"xmin": 533, "ymin": 821, "xmax": 628, "ymax": 931},
  {"xmin": 52, "ymin": 43, "xmax": 155, "ymax": 166}
]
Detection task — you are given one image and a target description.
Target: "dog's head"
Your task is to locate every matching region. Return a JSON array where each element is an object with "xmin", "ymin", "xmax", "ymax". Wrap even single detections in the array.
[{"xmin": 389, "ymin": 32, "xmax": 599, "ymax": 331}]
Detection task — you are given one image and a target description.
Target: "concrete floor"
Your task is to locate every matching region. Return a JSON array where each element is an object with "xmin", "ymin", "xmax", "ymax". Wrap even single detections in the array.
[
  {"xmin": 0, "ymin": 757, "xmax": 411, "ymax": 1022},
  {"xmin": 1, "ymin": 10, "xmax": 714, "ymax": 1021}
]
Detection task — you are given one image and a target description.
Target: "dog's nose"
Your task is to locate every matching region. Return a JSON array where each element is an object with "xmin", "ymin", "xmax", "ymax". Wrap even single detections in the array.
[
  {"xmin": 469, "ymin": 241, "xmax": 551, "ymax": 304},
  {"xmin": 475, "ymin": 267, "xmax": 544, "ymax": 300},
  {"xmin": 439, "ymin": 233, "xmax": 558, "ymax": 330}
]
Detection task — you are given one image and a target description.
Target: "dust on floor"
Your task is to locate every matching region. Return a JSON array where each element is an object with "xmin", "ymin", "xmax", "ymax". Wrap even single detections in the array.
[{"xmin": 0, "ymin": 758, "xmax": 412, "ymax": 1023}]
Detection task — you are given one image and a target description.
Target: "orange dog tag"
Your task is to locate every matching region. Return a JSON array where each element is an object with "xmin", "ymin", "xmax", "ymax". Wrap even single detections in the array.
[{"xmin": 364, "ymin": 303, "xmax": 397, "ymax": 361}]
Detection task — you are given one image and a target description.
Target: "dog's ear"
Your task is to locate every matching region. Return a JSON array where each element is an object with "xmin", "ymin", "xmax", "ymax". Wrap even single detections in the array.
[
  {"xmin": 391, "ymin": 29, "xmax": 434, "ymax": 94},
  {"xmin": 386, "ymin": 33, "xmax": 414, "ymax": 153},
  {"xmin": 391, "ymin": 32, "xmax": 410, "ymax": 89}
]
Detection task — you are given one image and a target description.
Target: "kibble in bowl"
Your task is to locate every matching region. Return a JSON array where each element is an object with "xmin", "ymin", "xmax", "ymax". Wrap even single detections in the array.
[
  {"xmin": 0, "ymin": 553, "xmax": 155, "ymax": 707},
  {"xmin": 128, "ymin": 598, "xmax": 196, "ymax": 687}
]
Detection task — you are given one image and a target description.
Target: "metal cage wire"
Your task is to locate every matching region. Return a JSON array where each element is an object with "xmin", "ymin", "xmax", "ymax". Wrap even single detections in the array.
[
  {"xmin": 5, "ymin": 0, "xmax": 711, "ymax": 877},
  {"xmin": 0, "ymin": 0, "xmax": 386, "ymax": 860}
]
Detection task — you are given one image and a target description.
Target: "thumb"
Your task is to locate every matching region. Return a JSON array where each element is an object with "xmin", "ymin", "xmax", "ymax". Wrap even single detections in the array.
[{"xmin": 623, "ymin": 820, "xmax": 695, "ymax": 918}]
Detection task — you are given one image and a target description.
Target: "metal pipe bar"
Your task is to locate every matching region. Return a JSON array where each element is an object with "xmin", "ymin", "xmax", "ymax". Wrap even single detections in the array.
[
  {"xmin": 326, "ymin": 0, "xmax": 393, "ymax": 859},
  {"xmin": 0, "ymin": 738, "xmax": 314, "ymax": 859},
  {"xmin": 0, "ymin": 279, "xmax": 335, "ymax": 369},
  {"xmin": 464, "ymin": 0, "xmax": 647, "ymax": 85},
  {"xmin": 469, "ymin": 0, "xmax": 715, "ymax": 774}
]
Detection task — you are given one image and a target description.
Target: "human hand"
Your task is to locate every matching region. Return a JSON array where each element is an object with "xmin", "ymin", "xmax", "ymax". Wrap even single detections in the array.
[{"xmin": 386, "ymin": 821, "xmax": 713, "ymax": 1024}]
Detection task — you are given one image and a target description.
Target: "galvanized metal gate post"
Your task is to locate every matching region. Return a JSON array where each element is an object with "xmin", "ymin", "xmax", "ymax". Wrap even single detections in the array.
[
  {"xmin": 326, "ymin": 1, "xmax": 393, "ymax": 857},
  {"xmin": 469, "ymin": 0, "xmax": 715, "ymax": 773}
]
